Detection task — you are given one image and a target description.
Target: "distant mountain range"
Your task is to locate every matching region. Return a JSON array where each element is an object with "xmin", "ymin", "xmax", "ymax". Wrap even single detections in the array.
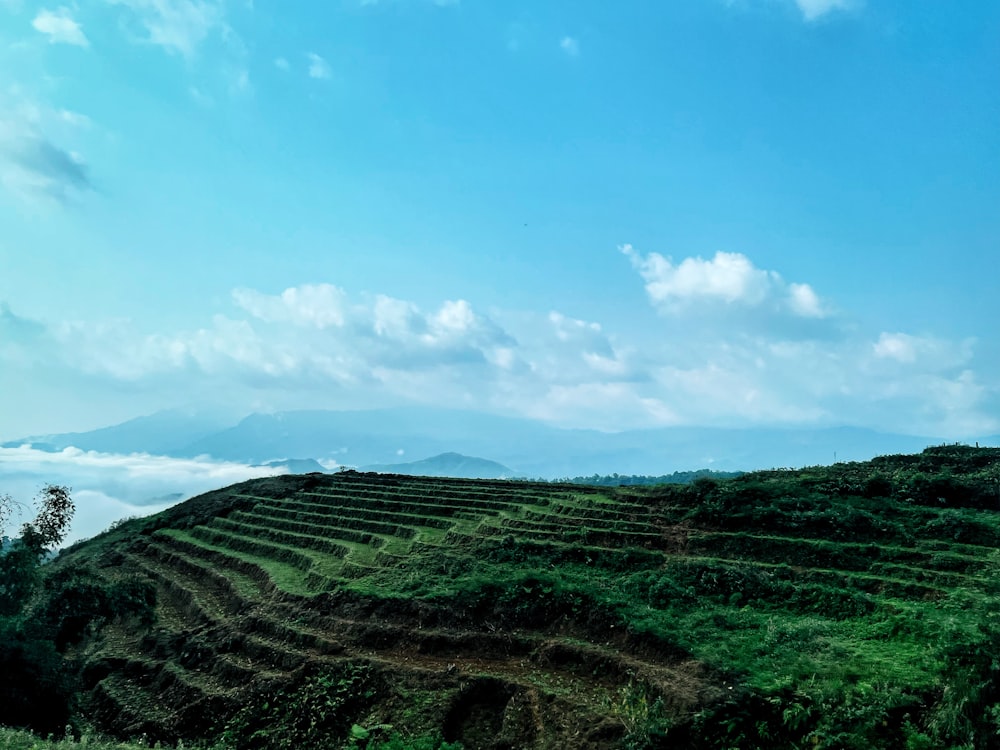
[
  {"xmin": 6, "ymin": 406, "xmax": 993, "ymax": 478},
  {"xmin": 362, "ymin": 452, "xmax": 519, "ymax": 479},
  {"xmin": 7, "ymin": 409, "xmax": 232, "ymax": 457}
]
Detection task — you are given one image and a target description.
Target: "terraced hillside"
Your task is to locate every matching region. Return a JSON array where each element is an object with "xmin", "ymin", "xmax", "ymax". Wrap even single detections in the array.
[{"xmin": 43, "ymin": 447, "xmax": 1000, "ymax": 748}]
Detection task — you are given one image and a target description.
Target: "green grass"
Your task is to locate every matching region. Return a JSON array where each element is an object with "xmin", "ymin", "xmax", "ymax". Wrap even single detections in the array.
[{"xmin": 0, "ymin": 727, "xmax": 195, "ymax": 750}]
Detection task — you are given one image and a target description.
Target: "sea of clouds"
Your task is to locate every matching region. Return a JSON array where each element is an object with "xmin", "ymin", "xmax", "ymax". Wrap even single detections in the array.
[{"xmin": 0, "ymin": 445, "xmax": 286, "ymax": 545}]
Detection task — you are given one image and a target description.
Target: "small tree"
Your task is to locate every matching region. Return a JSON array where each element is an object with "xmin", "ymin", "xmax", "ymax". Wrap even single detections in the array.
[{"xmin": 0, "ymin": 485, "xmax": 75, "ymax": 616}]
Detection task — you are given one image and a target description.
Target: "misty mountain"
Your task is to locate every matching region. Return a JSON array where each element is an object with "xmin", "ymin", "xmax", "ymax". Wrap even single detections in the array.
[
  {"xmin": 258, "ymin": 458, "xmax": 329, "ymax": 474},
  {"xmin": 3, "ymin": 409, "xmax": 233, "ymax": 456},
  {"xmin": 177, "ymin": 407, "xmax": 558, "ymax": 467},
  {"xmin": 6, "ymin": 407, "xmax": 958, "ymax": 478},
  {"xmin": 362, "ymin": 452, "xmax": 520, "ymax": 479}
]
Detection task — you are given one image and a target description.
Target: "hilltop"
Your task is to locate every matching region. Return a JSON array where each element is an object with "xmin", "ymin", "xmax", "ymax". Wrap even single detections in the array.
[{"xmin": 7, "ymin": 445, "xmax": 1000, "ymax": 748}]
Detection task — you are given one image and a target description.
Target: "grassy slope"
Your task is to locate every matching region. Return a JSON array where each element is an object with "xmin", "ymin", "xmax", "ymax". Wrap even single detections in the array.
[{"xmin": 29, "ymin": 446, "xmax": 1000, "ymax": 749}]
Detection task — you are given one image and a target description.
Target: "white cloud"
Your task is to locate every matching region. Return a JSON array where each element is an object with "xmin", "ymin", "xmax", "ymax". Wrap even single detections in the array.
[
  {"xmin": 624, "ymin": 246, "xmax": 772, "ymax": 306},
  {"xmin": 1, "ymin": 268, "xmax": 994, "ymax": 440},
  {"xmin": 360, "ymin": 0, "xmax": 459, "ymax": 6},
  {"xmin": 788, "ymin": 282, "xmax": 824, "ymax": 318},
  {"xmin": 32, "ymin": 7, "xmax": 89, "ymax": 46},
  {"xmin": 189, "ymin": 86, "xmax": 214, "ymax": 106},
  {"xmin": 622, "ymin": 244, "xmax": 828, "ymax": 319},
  {"xmin": 58, "ymin": 109, "xmax": 91, "ymax": 127},
  {"xmin": 545, "ymin": 312, "xmax": 628, "ymax": 376},
  {"xmin": 234, "ymin": 284, "xmax": 347, "ymax": 329},
  {"xmin": 229, "ymin": 68, "xmax": 251, "ymax": 95},
  {"xmin": 559, "ymin": 36, "xmax": 579, "ymax": 56},
  {"xmin": 432, "ymin": 299, "xmax": 475, "ymax": 334},
  {"xmin": 106, "ymin": 0, "xmax": 225, "ymax": 58},
  {"xmin": 549, "ymin": 311, "xmax": 601, "ymax": 343},
  {"xmin": 794, "ymin": 0, "xmax": 856, "ymax": 21},
  {"xmin": 873, "ymin": 332, "xmax": 918, "ymax": 363},
  {"xmin": 0, "ymin": 445, "xmax": 286, "ymax": 544},
  {"xmin": 307, "ymin": 52, "xmax": 331, "ymax": 80},
  {"xmin": 38, "ymin": 285, "xmax": 514, "ymax": 387},
  {"xmin": 373, "ymin": 295, "xmax": 421, "ymax": 338},
  {"xmin": 872, "ymin": 332, "xmax": 973, "ymax": 370}
]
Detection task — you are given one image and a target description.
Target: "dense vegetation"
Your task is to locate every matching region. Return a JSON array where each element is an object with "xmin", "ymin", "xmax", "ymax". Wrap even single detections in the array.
[
  {"xmin": 559, "ymin": 469, "xmax": 743, "ymax": 486},
  {"xmin": 4, "ymin": 446, "xmax": 1000, "ymax": 748}
]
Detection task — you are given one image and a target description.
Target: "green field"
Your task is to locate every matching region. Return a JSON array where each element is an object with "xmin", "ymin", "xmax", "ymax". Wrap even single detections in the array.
[{"xmin": 6, "ymin": 446, "xmax": 1000, "ymax": 749}]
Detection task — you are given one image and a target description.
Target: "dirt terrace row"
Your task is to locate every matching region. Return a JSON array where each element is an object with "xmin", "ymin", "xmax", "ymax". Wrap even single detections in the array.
[{"xmin": 88, "ymin": 525, "xmax": 705, "ymax": 745}]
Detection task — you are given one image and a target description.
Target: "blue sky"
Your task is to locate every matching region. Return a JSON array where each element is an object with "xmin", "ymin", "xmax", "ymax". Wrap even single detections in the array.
[{"xmin": 1, "ymin": 0, "xmax": 998, "ymax": 439}]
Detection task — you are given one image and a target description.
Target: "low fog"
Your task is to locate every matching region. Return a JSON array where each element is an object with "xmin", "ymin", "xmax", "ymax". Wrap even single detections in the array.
[{"xmin": 0, "ymin": 445, "xmax": 286, "ymax": 545}]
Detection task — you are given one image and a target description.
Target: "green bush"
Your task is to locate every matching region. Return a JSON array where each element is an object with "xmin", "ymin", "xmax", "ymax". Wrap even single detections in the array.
[{"xmin": 216, "ymin": 663, "xmax": 380, "ymax": 750}]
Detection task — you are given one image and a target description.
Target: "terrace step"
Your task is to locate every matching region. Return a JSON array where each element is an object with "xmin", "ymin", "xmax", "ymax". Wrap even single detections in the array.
[
  {"xmin": 688, "ymin": 531, "xmax": 1000, "ymax": 579},
  {"xmin": 142, "ymin": 540, "xmax": 253, "ymax": 612},
  {"xmin": 152, "ymin": 531, "xmax": 280, "ymax": 598},
  {"xmin": 522, "ymin": 508, "xmax": 654, "ymax": 533},
  {"xmin": 120, "ymin": 551, "xmax": 225, "ymax": 628},
  {"xmin": 255, "ymin": 497, "xmax": 464, "ymax": 530},
  {"xmin": 298, "ymin": 489, "xmax": 531, "ymax": 514},
  {"xmin": 168, "ymin": 528, "xmax": 339, "ymax": 597},
  {"xmin": 676, "ymin": 555, "xmax": 949, "ymax": 600},
  {"xmin": 248, "ymin": 503, "xmax": 433, "ymax": 536},
  {"xmin": 210, "ymin": 516, "xmax": 366, "ymax": 554},
  {"xmin": 479, "ymin": 520, "xmax": 668, "ymax": 550},
  {"xmin": 238, "ymin": 613, "xmax": 346, "ymax": 656},
  {"xmin": 190, "ymin": 524, "xmax": 326, "ymax": 572},
  {"xmin": 90, "ymin": 674, "xmax": 181, "ymax": 739}
]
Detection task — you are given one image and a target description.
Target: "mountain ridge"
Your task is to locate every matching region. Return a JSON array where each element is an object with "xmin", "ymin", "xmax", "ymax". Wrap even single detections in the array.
[
  {"xmin": 361, "ymin": 451, "xmax": 520, "ymax": 479},
  {"xmin": 6, "ymin": 406, "xmax": 976, "ymax": 478}
]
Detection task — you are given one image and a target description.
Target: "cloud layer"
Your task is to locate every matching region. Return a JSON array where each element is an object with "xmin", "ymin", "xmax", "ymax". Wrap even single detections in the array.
[
  {"xmin": 1, "ymin": 248, "xmax": 994, "ymax": 440},
  {"xmin": 0, "ymin": 445, "xmax": 285, "ymax": 544},
  {"xmin": 106, "ymin": 0, "xmax": 226, "ymax": 58}
]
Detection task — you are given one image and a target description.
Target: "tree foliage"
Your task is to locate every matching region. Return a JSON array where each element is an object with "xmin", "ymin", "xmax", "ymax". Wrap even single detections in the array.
[
  {"xmin": 0, "ymin": 485, "xmax": 78, "ymax": 733},
  {"xmin": 1, "ymin": 485, "xmax": 75, "ymax": 616}
]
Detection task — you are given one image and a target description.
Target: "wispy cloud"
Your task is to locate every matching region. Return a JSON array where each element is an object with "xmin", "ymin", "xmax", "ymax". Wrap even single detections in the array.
[
  {"xmin": 106, "ymin": 0, "xmax": 225, "ymax": 58},
  {"xmin": 228, "ymin": 67, "xmax": 252, "ymax": 95},
  {"xmin": 58, "ymin": 109, "xmax": 92, "ymax": 128},
  {"xmin": 559, "ymin": 36, "xmax": 579, "ymax": 57},
  {"xmin": 724, "ymin": 0, "xmax": 860, "ymax": 22},
  {"xmin": 307, "ymin": 52, "xmax": 331, "ymax": 79},
  {"xmin": 794, "ymin": 0, "xmax": 857, "ymax": 21},
  {"xmin": 360, "ymin": 0, "xmax": 459, "ymax": 6},
  {"xmin": 274, "ymin": 56, "xmax": 289, "ymax": 71},
  {"xmin": 0, "ymin": 124, "xmax": 93, "ymax": 204},
  {"xmin": 32, "ymin": 7, "xmax": 89, "ymax": 46},
  {"xmin": 188, "ymin": 85, "xmax": 213, "ymax": 106}
]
